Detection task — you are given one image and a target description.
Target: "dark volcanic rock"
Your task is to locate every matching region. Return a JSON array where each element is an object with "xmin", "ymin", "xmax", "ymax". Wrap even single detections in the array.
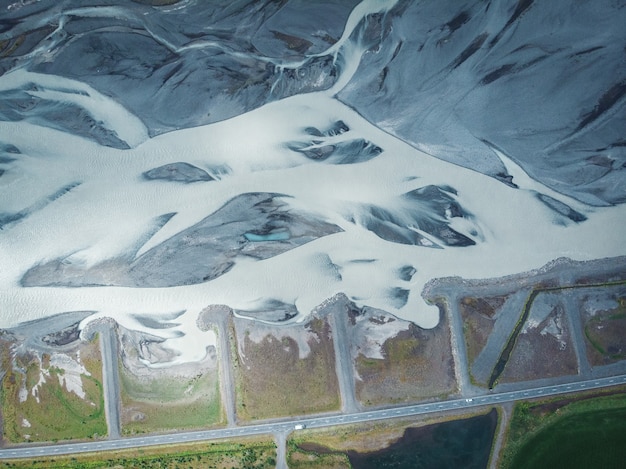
[
  {"xmin": 0, "ymin": 90, "xmax": 132, "ymax": 149},
  {"xmin": 355, "ymin": 185, "xmax": 478, "ymax": 248},
  {"xmin": 235, "ymin": 298, "xmax": 299, "ymax": 322},
  {"xmin": 251, "ymin": 0, "xmax": 360, "ymax": 59},
  {"xmin": 21, "ymin": 192, "xmax": 342, "ymax": 288},
  {"xmin": 1, "ymin": 0, "xmax": 623, "ymax": 206},
  {"xmin": 8, "ymin": 0, "xmax": 356, "ymax": 136},
  {"xmin": 288, "ymin": 138, "xmax": 382, "ymax": 164},
  {"xmin": 143, "ymin": 162, "xmax": 213, "ymax": 183},
  {"xmin": 41, "ymin": 322, "xmax": 81, "ymax": 347},
  {"xmin": 338, "ymin": 0, "xmax": 626, "ymax": 206}
]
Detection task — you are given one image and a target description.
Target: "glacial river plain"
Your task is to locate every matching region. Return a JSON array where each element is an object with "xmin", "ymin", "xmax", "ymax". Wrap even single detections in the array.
[{"xmin": 1, "ymin": 0, "xmax": 624, "ymax": 368}]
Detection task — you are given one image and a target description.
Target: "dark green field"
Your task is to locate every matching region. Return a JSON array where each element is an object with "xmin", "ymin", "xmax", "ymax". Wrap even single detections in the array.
[{"xmin": 509, "ymin": 401, "xmax": 626, "ymax": 469}]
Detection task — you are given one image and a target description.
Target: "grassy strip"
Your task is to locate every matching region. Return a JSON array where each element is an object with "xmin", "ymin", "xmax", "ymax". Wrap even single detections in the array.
[
  {"xmin": 286, "ymin": 439, "xmax": 351, "ymax": 469},
  {"xmin": 500, "ymin": 387, "xmax": 626, "ymax": 468},
  {"xmin": 0, "ymin": 437, "xmax": 276, "ymax": 468}
]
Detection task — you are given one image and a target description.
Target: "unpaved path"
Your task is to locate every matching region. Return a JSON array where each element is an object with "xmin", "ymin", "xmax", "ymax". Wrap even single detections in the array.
[
  {"xmin": 274, "ymin": 430, "xmax": 288, "ymax": 469},
  {"xmin": 198, "ymin": 306, "xmax": 237, "ymax": 427},
  {"xmin": 329, "ymin": 304, "xmax": 359, "ymax": 414},
  {"xmin": 489, "ymin": 402, "xmax": 512, "ymax": 469},
  {"xmin": 96, "ymin": 321, "xmax": 121, "ymax": 439},
  {"xmin": 216, "ymin": 314, "xmax": 237, "ymax": 427},
  {"xmin": 559, "ymin": 275, "xmax": 592, "ymax": 378}
]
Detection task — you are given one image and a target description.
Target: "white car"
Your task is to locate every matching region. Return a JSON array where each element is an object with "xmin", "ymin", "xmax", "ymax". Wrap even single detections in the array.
[
  {"xmin": 465, "ymin": 398, "xmax": 473, "ymax": 403},
  {"xmin": 294, "ymin": 424, "xmax": 306, "ymax": 430}
]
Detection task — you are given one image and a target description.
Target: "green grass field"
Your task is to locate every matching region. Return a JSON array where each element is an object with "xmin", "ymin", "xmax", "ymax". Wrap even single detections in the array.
[
  {"xmin": 0, "ymin": 337, "xmax": 107, "ymax": 443},
  {"xmin": 502, "ymin": 390, "xmax": 626, "ymax": 469},
  {"xmin": 119, "ymin": 365, "xmax": 223, "ymax": 434}
]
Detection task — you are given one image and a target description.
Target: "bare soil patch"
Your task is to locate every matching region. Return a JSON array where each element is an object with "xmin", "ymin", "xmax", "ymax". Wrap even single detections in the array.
[
  {"xmin": 578, "ymin": 285, "xmax": 626, "ymax": 366},
  {"xmin": 499, "ymin": 296, "xmax": 577, "ymax": 383},
  {"xmin": 460, "ymin": 296, "xmax": 507, "ymax": 365},
  {"xmin": 353, "ymin": 307, "xmax": 455, "ymax": 406},
  {"xmin": 232, "ymin": 315, "xmax": 340, "ymax": 420}
]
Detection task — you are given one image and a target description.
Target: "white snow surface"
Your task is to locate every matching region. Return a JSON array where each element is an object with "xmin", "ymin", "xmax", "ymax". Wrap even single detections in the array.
[{"xmin": 0, "ymin": 1, "xmax": 625, "ymax": 367}]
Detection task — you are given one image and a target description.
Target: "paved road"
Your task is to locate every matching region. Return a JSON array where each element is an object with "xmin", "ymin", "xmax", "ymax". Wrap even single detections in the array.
[{"xmin": 2, "ymin": 374, "xmax": 624, "ymax": 460}]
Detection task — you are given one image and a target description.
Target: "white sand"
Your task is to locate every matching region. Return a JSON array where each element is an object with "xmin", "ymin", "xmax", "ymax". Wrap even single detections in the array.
[
  {"xmin": 49, "ymin": 353, "xmax": 90, "ymax": 399},
  {"xmin": 1, "ymin": 1, "xmax": 625, "ymax": 366}
]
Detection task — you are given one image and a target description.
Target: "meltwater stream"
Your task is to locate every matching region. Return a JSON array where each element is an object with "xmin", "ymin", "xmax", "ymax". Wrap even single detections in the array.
[{"xmin": 1, "ymin": 0, "xmax": 624, "ymax": 365}]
